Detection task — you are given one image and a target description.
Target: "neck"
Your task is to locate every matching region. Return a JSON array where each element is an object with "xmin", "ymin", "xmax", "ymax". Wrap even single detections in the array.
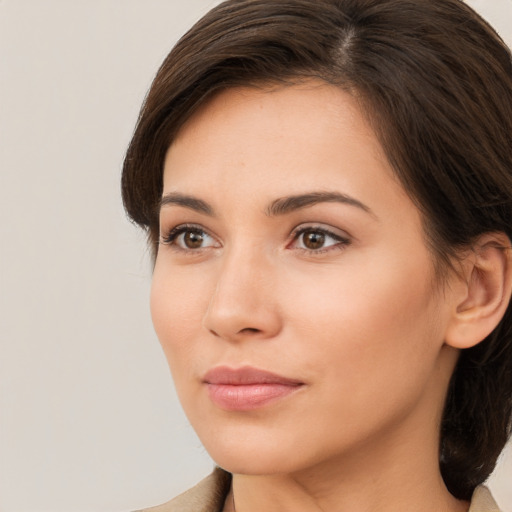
[{"xmin": 230, "ymin": 442, "xmax": 468, "ymax": 512}]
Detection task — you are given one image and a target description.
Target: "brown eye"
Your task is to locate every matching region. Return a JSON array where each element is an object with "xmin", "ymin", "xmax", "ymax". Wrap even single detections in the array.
[
  {"xmin": 291, "ymin": 226, "xmax": 350, "ymax": 253},
  {"xmin": 183, "ymin": 230, "xmax": 204, "ymax": 249},
  {"xmin": 302, "ymin": 230, "xmax": 326, "ymax": 250},
  {"xmin": 162, "ymin": 225, "xmax": 219, "ymax": 250}
]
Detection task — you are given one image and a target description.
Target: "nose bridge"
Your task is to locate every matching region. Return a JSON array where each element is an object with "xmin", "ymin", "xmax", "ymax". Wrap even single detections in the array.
[{"xmin": 203, "ymin": 240, "xmax": 280, "ymax": 340}]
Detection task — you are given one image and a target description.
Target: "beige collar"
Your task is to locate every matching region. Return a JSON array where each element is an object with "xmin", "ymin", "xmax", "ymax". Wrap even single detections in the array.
[{"xmin": 469, "ymin": 486, "xmax": 501, "ymax": 512}]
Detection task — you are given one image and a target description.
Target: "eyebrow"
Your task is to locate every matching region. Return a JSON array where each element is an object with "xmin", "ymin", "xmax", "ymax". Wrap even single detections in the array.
[
  {"xmin": 159, "ymin": 192, "xmax": 214, "ymax": 216},
  {"xmin": 158, "ymin": 190, "xmax": 375, "ymax": 219},
  {"xmin": 266, "ymin": 191, "xmax": 375, "ymax": 218}
]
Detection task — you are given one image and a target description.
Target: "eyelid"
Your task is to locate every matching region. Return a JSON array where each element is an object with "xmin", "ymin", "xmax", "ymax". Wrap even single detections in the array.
[{"xmin": 290, "ymin": 222, "xmax": 351, "ymax": 239}]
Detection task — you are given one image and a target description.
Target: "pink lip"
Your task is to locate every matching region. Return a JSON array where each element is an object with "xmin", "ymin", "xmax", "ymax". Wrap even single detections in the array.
[{"xmin": 203, "ymin": 366, "xmax": 304, "ymax": 411}]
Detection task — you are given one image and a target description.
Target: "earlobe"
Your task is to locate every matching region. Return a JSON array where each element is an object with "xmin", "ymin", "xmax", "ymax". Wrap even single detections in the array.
[{"xmin": 445, "ymin": 232, "xmax": 512, "ymax": 350}]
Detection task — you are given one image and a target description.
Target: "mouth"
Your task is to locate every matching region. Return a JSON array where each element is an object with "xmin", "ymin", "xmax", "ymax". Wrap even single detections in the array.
[{"xmin": 203, "ymin": 366, "xmax": 304, "ymax": 411}]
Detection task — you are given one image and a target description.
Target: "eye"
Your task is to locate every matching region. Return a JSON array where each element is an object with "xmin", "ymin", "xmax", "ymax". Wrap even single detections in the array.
[
  {"xmin": 290, "ymin": 226, "xmax": 350, "ymax": 253},
  {"xmin": 161, "ymin": 224, "xmax": 220, "ymax": 251}
]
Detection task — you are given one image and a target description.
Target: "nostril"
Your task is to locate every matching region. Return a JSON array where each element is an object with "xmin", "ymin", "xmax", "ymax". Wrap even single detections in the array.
[{"xmin": 239, "ymin": 327, "xmax": 261, "ymax": 335}]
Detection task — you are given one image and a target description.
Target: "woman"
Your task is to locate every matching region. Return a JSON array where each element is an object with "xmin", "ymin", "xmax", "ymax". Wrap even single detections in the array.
[{"xmin": 122, "ymin": 1, "xmax": 512, "ymax": 511}]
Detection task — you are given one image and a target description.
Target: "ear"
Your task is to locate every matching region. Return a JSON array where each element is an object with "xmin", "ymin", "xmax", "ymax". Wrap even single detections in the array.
[{"xmin": 445, "ymin": 232, "xmax": 512, "ymax": 349}]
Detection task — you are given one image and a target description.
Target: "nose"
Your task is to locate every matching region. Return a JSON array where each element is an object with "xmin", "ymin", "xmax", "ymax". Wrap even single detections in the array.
[{"xmin": 202, "ymin": 246, "xmax": 282, "ymax": 342}]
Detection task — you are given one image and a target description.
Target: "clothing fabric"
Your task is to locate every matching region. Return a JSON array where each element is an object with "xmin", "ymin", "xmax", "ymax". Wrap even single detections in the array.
[
  {"xmin": 136, "ymin": 467, "xmax": 502, "ymax": 512},
  {"xmin": 137, "ymin": 468, "xmax": 231, "ymax": 512}
]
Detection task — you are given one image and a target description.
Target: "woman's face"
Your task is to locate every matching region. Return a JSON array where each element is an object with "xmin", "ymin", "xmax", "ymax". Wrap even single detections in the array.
[{"xmin": 151, "ymin": 82, "xmax": 459, "ymax": 476}]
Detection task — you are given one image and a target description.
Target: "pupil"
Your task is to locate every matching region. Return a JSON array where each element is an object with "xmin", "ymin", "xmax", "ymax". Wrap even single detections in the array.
[
  {"xmin": 304, "ymin": 231, "xmax": 325, "ymax": 250},
  {"xmin": 184, "ymin": 231, "xmax": 203, "ymax": 248}
]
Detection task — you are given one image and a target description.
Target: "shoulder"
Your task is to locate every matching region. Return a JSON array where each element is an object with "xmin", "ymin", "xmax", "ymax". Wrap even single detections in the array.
[
  {"xmin": 469, "ymin": 486, "xmax": 502, "ymax": 512},
  {"xmin": 135, "ymin": 467, "xmax": 232, "ymax": 512}
]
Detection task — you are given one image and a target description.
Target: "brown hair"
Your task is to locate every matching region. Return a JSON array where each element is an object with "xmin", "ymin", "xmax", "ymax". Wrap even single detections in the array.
[{"xmin": 122, "ymin": 0, "xmax": 512, "ymax": 500}]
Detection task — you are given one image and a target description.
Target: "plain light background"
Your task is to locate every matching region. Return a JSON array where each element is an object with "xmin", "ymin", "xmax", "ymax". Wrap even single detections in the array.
[{"xmin": 1, "ymin": 1, "xmax": 511, "ymax": 511}]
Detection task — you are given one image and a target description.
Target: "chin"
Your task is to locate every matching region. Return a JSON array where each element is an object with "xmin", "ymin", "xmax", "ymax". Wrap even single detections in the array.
[
  {"xmin": 196, "ymin": 425, "xmax": 310, "ymax": 476},
  {"xmin": 198, "ymin": 422, "xmax": 348, "ymax": 478}
]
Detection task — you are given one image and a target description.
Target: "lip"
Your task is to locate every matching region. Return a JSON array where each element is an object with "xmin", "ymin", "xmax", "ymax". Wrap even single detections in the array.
[{"xmin": 203, "ymin": 366, "xmax": 304, "ymax": 411}]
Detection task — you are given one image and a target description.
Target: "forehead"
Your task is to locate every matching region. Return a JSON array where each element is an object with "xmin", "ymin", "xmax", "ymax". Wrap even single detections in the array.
[
  {"xmin": 172, "ymin": 81, "xmax": 371, "ymax": 140},
  {"xmin": 164, "ymin": 82, "xmax": 393, "ymax": 191}
]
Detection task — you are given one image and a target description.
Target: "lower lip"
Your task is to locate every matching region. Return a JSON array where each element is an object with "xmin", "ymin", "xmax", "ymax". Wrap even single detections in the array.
[{"xmin": 206, "ymin": 383, "xmax": 302, "ymax": 411}]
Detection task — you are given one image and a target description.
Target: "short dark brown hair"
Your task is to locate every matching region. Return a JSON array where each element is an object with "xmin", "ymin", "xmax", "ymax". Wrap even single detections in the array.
[{"xmin": 122, "ymin": 0, "xmax": 512, "ymax": 500}]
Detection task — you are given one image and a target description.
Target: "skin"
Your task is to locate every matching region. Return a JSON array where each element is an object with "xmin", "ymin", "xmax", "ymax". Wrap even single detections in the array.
[{"xmin": 151, "ymin": 82, "xmax": 472, "ymax": 512}]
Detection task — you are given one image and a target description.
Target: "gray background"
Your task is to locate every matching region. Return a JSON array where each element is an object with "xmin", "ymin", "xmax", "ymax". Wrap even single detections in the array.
[{"xmin": 1, "ymin": 1, "xmax": 511, "ymax": 510}]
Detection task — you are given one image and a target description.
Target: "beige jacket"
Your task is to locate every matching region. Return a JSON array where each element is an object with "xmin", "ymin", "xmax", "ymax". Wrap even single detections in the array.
[{"xmin": 137, "ymin": 468, "xmax": 502, "ymax": 512}]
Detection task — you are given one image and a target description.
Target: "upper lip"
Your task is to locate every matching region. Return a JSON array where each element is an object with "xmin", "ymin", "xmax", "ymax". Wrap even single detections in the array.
[{"xmin": 203, "ymin": 366, "xmax": 303, "ymax": 386}]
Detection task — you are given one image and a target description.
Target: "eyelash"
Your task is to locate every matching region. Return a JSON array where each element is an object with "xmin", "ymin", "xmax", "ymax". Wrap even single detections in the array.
[{"xmin": 160, "ymin": 224, "xmax": 351, "ymax": 254}]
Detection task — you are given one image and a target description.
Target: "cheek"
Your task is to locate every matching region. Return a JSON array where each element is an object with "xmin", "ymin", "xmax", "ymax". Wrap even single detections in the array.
[
  {"xmin": 282, "ymin": 247, "xmax": 442, "ymax": 396},
  {"xmin": 150, "ymin": 264, "xmax": 211, "ymax": 382},
  {"xmin": 270, "ymin": 255, "xmax": 445, "ymax": 458}
]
